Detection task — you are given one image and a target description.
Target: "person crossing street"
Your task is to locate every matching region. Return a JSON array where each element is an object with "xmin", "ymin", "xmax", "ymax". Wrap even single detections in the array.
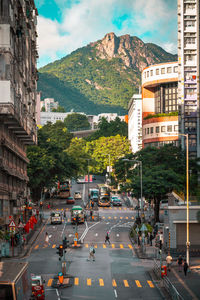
[{"xmin": 105, "ymin": 232, "xmax": 110, "ymax": 244}]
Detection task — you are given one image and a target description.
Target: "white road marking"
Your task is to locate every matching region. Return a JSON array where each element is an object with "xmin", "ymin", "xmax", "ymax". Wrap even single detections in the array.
[
  {"xmin": 95, "ymin": 233, "xmax": 98, "ymax": 236},
  {"xmin": 79, "ymin": 221, "xmax": 100, "ymax": 243},
  {"xmin": 114, "ymin": 289, "xmax": 118, "ymax": 298},
  {"xmin": 69, "ymin": 234, "xmax": 73, "ymax": 237},
  {"xmin": 56, "ymin": 289, "xmax": 60, "ymax": 300},
  {"xmin": 61, "ymin": 220, "xmax": 67, "ymax": 238},
  {"xmin": 116, "ymin": 234, "xmax": 119, "ymax": 237},
  {"xmin": 49, "ymin": 235, "xmax": 52, "ymax": 238},
  {"xmin": 106, "ymin": 222, "xmax": 110, "ymax": 224}
]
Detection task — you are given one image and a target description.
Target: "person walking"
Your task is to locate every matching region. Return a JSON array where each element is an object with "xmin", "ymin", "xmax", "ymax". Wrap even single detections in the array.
[
  {"xmin": 91, "ymin": 200, "xmax": 94, "ymax": 209},
  {"xmin": 177, "ymin": 255, "xmax": 183, "ymax": 272},
  {"xmin": 183, "ymin": 260, "xmax": 189, "ymax": 276},
  {"xmin": 44, "ymin": 232, "xmax": 50, "ymax": 246},
  {"xmin": 105, "ymin": 232, "xmax": 110, "ymax": 244},
  {"xmin": 87, "ymin": 244, "xmax": 95, "ymax": 261},
  {"xmin": 166, "ymin": 253, "xmax": 173, "ymax": 271}
]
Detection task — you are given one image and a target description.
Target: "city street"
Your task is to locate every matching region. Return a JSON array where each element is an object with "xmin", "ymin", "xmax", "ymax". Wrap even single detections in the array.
[{"xmin": 19, "ymin": 180, "xmax": 163, "ymax": 300}]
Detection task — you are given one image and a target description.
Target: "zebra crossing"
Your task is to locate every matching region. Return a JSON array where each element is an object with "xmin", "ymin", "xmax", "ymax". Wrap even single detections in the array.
[
  {"xmin": 46, "ymin": 276, "xmax": 155, "ymax": 289},
  {"xmin": 34, "ymin": 242, "xmax": 134, "ymax": 250}
]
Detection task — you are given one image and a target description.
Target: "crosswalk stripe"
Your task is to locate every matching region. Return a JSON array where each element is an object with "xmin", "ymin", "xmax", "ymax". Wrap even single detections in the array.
[
  {"xmin": 120, "ymin": 217, "xmax": 123, "ymax": 219},
  {"xmin": 147, "ymin": 280, "xmax": 154, "ymax": 288},
  {"xmin": 34, "ymin": 245, "xmax": 39, "ymax": 250},
  {"xmin": 52, "ymin": 244, "xmax": 56, "ymax": 248},
  {"xmin": 102, "ymin": 216, "xmax": 105, "ymax": 219},
  {"xmin": 103, "ymin": 244, "xmax": 106, "ymax": 248},
  {"xmin": 74, "ymin": 277, "xmax": 79, "ymax": 286},
  {"xmin": 114, "ymin": 216, "xmax": 117, "ymax": 219},
  {"xmin": 128, "ymin": 244, "xmax": 133, "ymax": 249},
  {"xmin": 85, "ymin": 244, "xmax": 88, "ymax": 248},
  {"xmin": 120, "ymin": 244, "xmax": 124, "ymax": 249},
  {"xmin": 123, "ymin": 280, "xmax": 129, "ymax": 287},
  {"xmin": 108, "ymin": 216, "xmax": 111, "ymax": 219},
  {"xmin": 131, "ymin": 217, "xmax": 134, "ymax": 219},
  {"xmin": 94, "ymin": 244, "xmax": 97, "ymax": 248},
  {"xmin": 135, "ymin": 280, "xmax": 142, "ymax": 287},
  {"xmin": 99, "ymin": 278, "xmax": 104, "ymax": 286},
  {"xmin": 87, "ymin": 278, "xmax": 91, "ymax": 286},
  {"xmin": 126, "ymin": 217, "xmax": 128, "ymax": 219},
  {"xmin": 112, "ymin": 279, "xmax": 117, "ymax": 287},
  {"xmin": 67, "ymin": 218, "xmax": 70, "ymax": 222},
  {"xmin": 47, "ymin": 279, "xmax": 53, "ymax": 287},
  {"xmin": 112, "ymin": 244, "xmax": 115, "ymax": 248}
]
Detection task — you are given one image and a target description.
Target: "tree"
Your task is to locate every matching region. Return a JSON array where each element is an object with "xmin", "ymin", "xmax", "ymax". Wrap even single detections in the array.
[
  {"xmin": 64, "ymin": 113, "xmax": 90, "ymax": 131},
  {"xmin": 115, "ymin": 145, "xmax": 186, "ymax": 223},
  {"xmin": 41, "ymin": 106, "xmax": 45, "ymax": 112},
  {"xmin": 86, "ymin": 134, "xmax": 131, "ymax": 174},
  {"xmin": 86, "ymin": 117, "xmax": 128, "ymax": 141},
  {"xmin": 52, "ymin": 105, "xmax": 66, "ymax": 112}
]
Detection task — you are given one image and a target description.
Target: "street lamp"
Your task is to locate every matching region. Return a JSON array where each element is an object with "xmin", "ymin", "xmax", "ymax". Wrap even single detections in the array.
[
  {"xmin": 122, "ymin": 159, "xmax": 143, "ymax": 220},
  {"xmin": 86, "ymin": 158, "xmax": 91, "ymax": 208},
  {"xmin": 180, "ymin": 133, "xmax": 190, "ymax": 266}
]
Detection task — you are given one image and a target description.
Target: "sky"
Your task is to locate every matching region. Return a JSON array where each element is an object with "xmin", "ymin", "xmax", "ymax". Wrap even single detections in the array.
[{"xmin": 35, "ymin": 0, "xmax": 177, "ymax": 68}]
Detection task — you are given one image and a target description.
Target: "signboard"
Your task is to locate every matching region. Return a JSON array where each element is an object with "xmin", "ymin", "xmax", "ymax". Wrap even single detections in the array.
[
  {"xmin": 9, "ymin": 220, "xmax": 16, "ymax": 227},
  {"xmin": 140, "ymin": 224, "xmax": 147, "ymax": 232},
  {"xmin": 107, "ymin": 166, "xmax": 112, "ymax": 172}
]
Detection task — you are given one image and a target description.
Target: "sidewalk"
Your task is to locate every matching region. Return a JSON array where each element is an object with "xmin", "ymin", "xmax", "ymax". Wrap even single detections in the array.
[{"xmin": 132, "ymin": 238, "xmax": 200, "ymax": 300}]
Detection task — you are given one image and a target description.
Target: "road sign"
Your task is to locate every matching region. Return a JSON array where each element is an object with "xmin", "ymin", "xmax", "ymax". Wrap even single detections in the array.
[
  {"xmin": 18, "ymin": 223, "xmax": 25, "ymax": 228},
  {"xmin": 9, "ymin": 227, "xmax": 16, "ymax": 233},
  {"xmin": 9, "ymin": 220, "xmax": 16, "ymax": 227},
  {"xmin": 140, "ymin": 224, "xmax": 147, "ymax": 232}
]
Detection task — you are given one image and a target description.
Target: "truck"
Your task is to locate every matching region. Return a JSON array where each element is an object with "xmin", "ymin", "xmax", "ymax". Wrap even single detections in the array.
[{"xmin": 0, "ymin": 261, "xmax": 30, "ymax": 300}]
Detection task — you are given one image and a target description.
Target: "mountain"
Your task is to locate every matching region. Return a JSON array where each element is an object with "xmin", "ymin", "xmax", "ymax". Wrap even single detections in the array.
[{"xmin": 38, "ymin": 33, "xmax": 177, "ymax": 115}]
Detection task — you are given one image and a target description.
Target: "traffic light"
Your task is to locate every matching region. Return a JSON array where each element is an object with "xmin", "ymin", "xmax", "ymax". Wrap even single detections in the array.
[
  {"xmin": 56, "ymin": 245, "xmax": 63, "ymax": 259},
  {"xmin": 63, "ymin": 237, "xmax": 69, "ymax": 249}
]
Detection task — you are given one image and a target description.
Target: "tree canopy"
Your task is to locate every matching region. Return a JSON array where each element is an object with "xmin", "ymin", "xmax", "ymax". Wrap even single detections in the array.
[{"xmin": 64, "ymin": 113, "xmax": 90, "ymax": 131}]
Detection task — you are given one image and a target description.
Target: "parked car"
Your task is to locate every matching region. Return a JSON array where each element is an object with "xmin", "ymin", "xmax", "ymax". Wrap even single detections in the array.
[
  {"xmin": 74, "ymin": 191, "xmax": 82, "ymax": 200},
  {"xmin": 112, "ymin": 197, "xmax": 122, "ymax": 206},
  {"xmin": 66, "ymin": 196, "xmax": 75, "ymax": 204}
]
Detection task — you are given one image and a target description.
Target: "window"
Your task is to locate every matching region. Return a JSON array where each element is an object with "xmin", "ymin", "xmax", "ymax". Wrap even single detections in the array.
[
  {"xmin": 161, "ymin": 68, "xmax": 165, "ymax": 74},
  {"xmin": 156, "ymin": 126, "xmax": 160, "ymax": 133},
  {"xmin": 161, "ymin": 126, "xmax": 166, "ymax": 132},
  {"xmin": 147, "ymin": 71, "xmax": 149, "ymax": 77},
  {"xmin": 167, "ymin": 125, "xmax": 172, "ymax": 132},
  {"xmin": 174, "ymin": 66, "xmax": 178, "ymax": 73},
  {"xmin": 156, "ymin": 69, "xmax": 159, "ymax": 75},
  {"xmin": 167, "ymin": 67, "xmax": 172, "ymax": 73},
  {"xmin": 174, "ymin": 125, "xmax": 178, "ymax": 132},
  {"xmin": 147, "ymin": 128, "xmax": 149, "ymax": 134},
  {"xmin": 150, "ymin": 70, "xmax": 153, "ymax": 76},
  {"xmin": 150, "ymin": 127, "xmax": 153, "ymax": 134}
]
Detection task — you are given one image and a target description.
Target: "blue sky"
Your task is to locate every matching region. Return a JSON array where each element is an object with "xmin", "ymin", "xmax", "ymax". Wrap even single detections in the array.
[{"xmin": 35, "ymin": 0, "xmax": 177, "ymax": 68}]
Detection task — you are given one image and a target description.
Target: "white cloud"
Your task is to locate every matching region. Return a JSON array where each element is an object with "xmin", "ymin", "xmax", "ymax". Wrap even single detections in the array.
[
  {"xmin": 36, "ymin": 0, "xmax": 177, "ymax": 67},
  {"xmin": 162, "ymin": 42, "xmax": 177, "ymax": 54}
]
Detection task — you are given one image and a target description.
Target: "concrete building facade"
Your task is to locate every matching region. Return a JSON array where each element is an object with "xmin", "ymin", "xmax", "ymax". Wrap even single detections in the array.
[
  {"xmin": 178, "ymin": 0, "xmax": 200, "ymax": 157},
  {"xmin": 142, "ymin": 62, "xmax": 179, "ymax": 148},
  {"xmin": 40, "ymin": 98, "xmax": 58, "ymax": 112},
  {"xmin": 128, "ymin": 94, "xmax": 142, "ymax": 153},
  {"xmin": 0, "ymin": 0, "xmax": 38, "ymax": 226}
]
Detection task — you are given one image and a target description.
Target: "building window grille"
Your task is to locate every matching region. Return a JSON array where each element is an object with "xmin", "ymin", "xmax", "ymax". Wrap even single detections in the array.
[
  {"xmin": 150, "ymin": 70, "xmax": 153, "ymax": 76},
  {"xmin": 167, "ymin": 67, "xmax": 172, "ymax": 73},
  {"xmin": 156, "ymin": 126, "xmax": 160, "ymax": 133},
  {"xmin": 167, "ymin": 125, "xmax": 172, "ymax": 132},
  {"xmin": 147, "ymin": 128, "xmax": 149, "ymax": 134},
  {"xmin": 150, "ymin": 127, "xmax": 153, "ymax": 133},
  {"xmin": 161, "ymin": 126, "xmax": 166, "ymax": 132},
  {"xmin": 156, "ymin": 69, "xmax": 159, "ymax": 75},
  {"xmin": 161, "ymin": 68, "xmax": 165, "ymax": 74}
]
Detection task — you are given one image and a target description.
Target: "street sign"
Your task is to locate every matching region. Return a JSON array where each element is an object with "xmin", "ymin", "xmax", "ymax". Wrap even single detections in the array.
[
  {"xmin": 9, "ymin": 227, "xmax": 16, "ymax": 233},
  {"xmin": 140, "ymin": 224, "xmax": 147, "ymax": 232},
  {"xmin": 9, "ymin": 220, "xmax": 16, "ymax": 227},
  {"xmin": 18, "ymin": 223, "xmax": 25, "ymax": 228}
]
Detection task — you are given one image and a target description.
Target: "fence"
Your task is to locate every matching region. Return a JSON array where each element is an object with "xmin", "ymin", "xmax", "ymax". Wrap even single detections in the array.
[{"xmin": 153, "ymin": 260, "xmax": 184, "ymax": 300}]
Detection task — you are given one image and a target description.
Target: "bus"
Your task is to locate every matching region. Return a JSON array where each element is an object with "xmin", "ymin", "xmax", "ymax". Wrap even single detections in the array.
[
  {"xmin": 57, "ymin": 181, "xmax": 70, "ymax": 199},
  {"xmin": 98, "ymin": 184, "xmax": 111, "ymax": 207},
  {"xmin": 89, "ymin": 188, "xmax": 99, "ymax": 203}
]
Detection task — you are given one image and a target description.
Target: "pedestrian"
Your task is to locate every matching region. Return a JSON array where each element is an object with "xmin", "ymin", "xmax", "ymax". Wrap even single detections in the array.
[
  {"xmin": 183, "ymin": 260, "xmax": 189, "ymax": 276},
  {"xmin": 90, "ymin": 210, "xmax": 93, "ymax": 220},
  {"xmin": 166, "ymin": 253, "xmax": 173, "ymax": 271},
  {"xmin": 48, "ymin": 202, "xmax": 51, "ymax": 209},
  {"xmin": 64, "ymin": 211, "xmax": 66, "ymax": 218},
  {"xmin": 150, "ymin": 233, "xmax": 153, "ymax": 246},
  {"xmin": 44, "ymin": 232, "xmax": 50, "ymax": 246},
  {"xmin": 87, "ymin": 244, "xmax": 95, "ymax": 261},
  {"xmin": 177, "ymin": 255, "xmax": 183, "ymax": 272},
  {"xmin": 105, "ymin": 232, "xmax": 110, "ymax": 244},
  {"xmin": 91, "ymin": 201, "xmax": 94, "ymax": 209}
]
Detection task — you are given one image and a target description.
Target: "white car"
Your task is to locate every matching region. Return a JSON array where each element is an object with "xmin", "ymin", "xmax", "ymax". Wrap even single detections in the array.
[{"xmin": 74, "ymin": 191, "xmax": 82, "ymax": 200}]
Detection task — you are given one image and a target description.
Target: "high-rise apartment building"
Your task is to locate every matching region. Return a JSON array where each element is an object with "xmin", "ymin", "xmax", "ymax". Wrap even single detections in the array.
[
  {"xmin": 128, "ymin": 94, "xmax": 142, "ymax": 153},
  {"xmin": 0, "ymin": 0, "xmax": 38, "ymax": 226},
  {"xmin": 178, "ymin": 0, "xmax": 200, "ymax": 157}
]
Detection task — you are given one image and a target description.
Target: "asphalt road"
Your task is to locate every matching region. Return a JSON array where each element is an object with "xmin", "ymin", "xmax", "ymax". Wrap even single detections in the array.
[{"xmin": 20, "ymin": 179, "xmax": 163, "ymax": 300}]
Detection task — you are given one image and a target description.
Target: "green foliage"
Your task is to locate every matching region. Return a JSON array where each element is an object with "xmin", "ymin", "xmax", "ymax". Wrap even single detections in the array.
[
  {"xmin": 41, "ymin": 106, "xmax": 45, "ymax": 112},
  {"xmin": 144, "ymin": 111, "xmax": 178, "ymax": 120},
  {"xmin": 27, "ymin": 122, "xmax": 78, "ymax": 200},
  {"xmin": 115, "ymin": 145, "xmax": 187, "ymax": 222},
  {"xmin": 52, "ymin": 105, "xmax": 66, "ymax": 112},
  {"xmin": 64, "ymin": 113, "xmax": 90, "ymax": 131},
  {"xmin": 86, "ymin": 117, "xmax": 128, "ymax": 141},
  {"xmin": 38, "ymin": 39, "xmax": 177, "ymax": 114}
]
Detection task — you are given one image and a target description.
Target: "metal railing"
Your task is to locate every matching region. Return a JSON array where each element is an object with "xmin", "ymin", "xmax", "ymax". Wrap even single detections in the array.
[{"xmin": 153, "ymin": 260, "xmax": 184, "ymax": 300}]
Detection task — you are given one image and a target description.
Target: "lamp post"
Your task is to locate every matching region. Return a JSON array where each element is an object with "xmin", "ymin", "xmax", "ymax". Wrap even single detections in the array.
[
  {"xmin": 86, "ymin": 158, "xmax": 91, "ymax": 208},
  {"xmin": 122, "ymin": 159, "xmax": 143, "ymax": 220},
  {"xmin": 180, "ymin": 133, "xmax": 190, "ymax": 266}
]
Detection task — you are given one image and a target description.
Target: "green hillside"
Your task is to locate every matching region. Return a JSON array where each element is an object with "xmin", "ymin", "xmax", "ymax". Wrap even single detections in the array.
[{"xmin": 38, "ymin": 33, "xmax": 177, "ymax": 114}]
